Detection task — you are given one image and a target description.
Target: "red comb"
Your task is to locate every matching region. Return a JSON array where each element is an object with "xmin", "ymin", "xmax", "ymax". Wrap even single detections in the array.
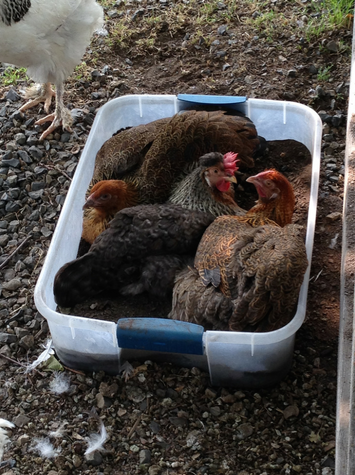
[{"xmin": 223, "ymin": 152, "xmax": 239, "ymax": 175}]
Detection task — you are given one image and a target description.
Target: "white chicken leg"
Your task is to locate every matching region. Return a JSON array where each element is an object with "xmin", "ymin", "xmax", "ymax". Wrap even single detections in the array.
[{"xmin": 34, "ymin": 82, "xmax": 73, "ymax": 140}]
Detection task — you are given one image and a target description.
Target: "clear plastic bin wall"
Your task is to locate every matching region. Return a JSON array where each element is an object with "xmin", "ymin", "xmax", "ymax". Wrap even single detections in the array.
[{"xmin": 34, "ymin": 94, "xmax": 321, "ymax": 387}]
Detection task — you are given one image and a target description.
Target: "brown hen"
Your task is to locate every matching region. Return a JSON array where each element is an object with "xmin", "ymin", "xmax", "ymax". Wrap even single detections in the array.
[
  {"xmin": 91, "ymin": 110, "xmax": 261, "ymax": 203},
  {"xmin": 169, "ymin": 170, "xmax": 308, "ymax": 332}
]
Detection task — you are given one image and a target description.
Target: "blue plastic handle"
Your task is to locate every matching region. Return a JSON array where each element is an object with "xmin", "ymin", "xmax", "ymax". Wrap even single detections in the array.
[
  {"xmin": 177, "ymin": 94, "xmax": 247, "ymax": 105},
  {"xmin": 116, "ymin": 318, "xmax": 204, "ymax": 355}
]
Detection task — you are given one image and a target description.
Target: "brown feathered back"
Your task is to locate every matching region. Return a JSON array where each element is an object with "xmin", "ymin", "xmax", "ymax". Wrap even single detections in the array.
[
  {"xmin": 93, "ymin": 117, "xmax": 171, "ymax": 183},
  {"xmin": 170, "ymin": 223, "xmax": 308, "ymax": 332},
  {"xmin": 228, "ymin": 224, "xmax": 308, "ymax": 332},
  {"xmin": 91, "ymin": 110, "xmax": 260, "ymax": 204}
]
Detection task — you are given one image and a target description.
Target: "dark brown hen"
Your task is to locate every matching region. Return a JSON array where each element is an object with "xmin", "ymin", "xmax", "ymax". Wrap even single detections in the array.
[
  {"xmin": 91, "ymin": 110, "xmax": 261, "ymax": 204},
  {"xmin": 54, "ymin": 204, "xmax": 215, "ymax": 308},
  {"xmin": 169, "ymin": 170, "xmax": 309, "ymax": 332}
]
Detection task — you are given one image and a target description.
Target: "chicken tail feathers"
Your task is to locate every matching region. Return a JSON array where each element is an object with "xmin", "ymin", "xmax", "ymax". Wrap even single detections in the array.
[{"xmin": 53, "ymin": 254, "xmax": 95, "ymax": 308}]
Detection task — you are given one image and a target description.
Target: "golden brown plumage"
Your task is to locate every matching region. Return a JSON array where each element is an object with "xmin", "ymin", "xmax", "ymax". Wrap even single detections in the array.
[
  {"xmin": 169, "ymin": 169, "xmax": 308, "ymax": 332},
  {"xmin": 194, "ymin": 169, "xmax": 294, "ymax": 295},
  {"xmin": 81, "ymin": 180, "xmax": 139, "ymax": 246},
  {"xmin": 91, "ymin": 110, "xmax": 261, "ymax": 204}
]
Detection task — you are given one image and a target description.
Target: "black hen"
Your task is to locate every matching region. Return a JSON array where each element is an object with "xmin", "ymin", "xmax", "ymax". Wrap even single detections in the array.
[{"xmin": 54, "ymin": 204, "xmax": 214, "ymax": 307}]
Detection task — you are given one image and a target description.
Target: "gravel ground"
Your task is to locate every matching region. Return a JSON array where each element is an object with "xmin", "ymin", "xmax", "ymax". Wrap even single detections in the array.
[{"xmin": 0, "ymin": 0, "xmax": 351, "ymax": 473}]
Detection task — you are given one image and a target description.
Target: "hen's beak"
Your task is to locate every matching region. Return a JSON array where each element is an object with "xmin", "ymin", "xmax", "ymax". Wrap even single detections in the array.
[
  {"xmin": 83, "ymin": 194, "xmax": 96, "ymax": 210},
  {"xmin": 224, "ymin": 175, "xmax": 237, "ymax": 184},
  {"xmin": 246, "ymin": 176, "xmax": 260, "ymax": 185}
]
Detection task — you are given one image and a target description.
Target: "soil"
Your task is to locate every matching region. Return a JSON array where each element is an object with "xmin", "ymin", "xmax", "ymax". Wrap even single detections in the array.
[{"xmin": 68, "ymin": 138, "xmax": 313, "ymax": 324}]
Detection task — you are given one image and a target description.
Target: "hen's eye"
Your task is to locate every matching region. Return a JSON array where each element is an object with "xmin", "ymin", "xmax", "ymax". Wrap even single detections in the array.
[{"xmin": 101, "ymin": 194, "xmax": 109, "ymax": 200}]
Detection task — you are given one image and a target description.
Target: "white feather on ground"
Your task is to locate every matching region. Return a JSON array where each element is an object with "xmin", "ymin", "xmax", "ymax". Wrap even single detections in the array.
[
  {"xmin": 85, "ymin": 420, "xmax": 108, "ymax": 455},
  {"xmin": 0, "ymin": 418, "xmax": 15, "ymax": 462},
  {"xmin": 49, "ymin": 372, "xmax": 71, "ymax": 395},
  {"xmin": 49, "ymin": 422, "xmax": 68, "ymax": 439},
  {"xmin": 31, "ymin": 438, "xmax": 61, "ymax": 458},
  {"xmin": 25, "ymin": 338, "xmax": 53, "ymax": 373}
]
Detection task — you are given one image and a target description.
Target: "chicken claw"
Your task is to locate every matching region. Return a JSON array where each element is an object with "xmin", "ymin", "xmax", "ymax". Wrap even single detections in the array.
[
  {"xmin": 19, "ymin": 83, "xmax": 55, "ymax": 114},
  {"xmin": 36, "ymin": 107, "xmax": 73, "ymax": 141}
]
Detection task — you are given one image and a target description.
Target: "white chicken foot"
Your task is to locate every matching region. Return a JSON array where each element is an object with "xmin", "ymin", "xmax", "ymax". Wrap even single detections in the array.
[
  {"xmin": 35, "ymin": 82, "xmax": 73, "ymax": 141},
  {"xmin": 19, "ymin": 82, "xmax": 55, "ymax": 114}
]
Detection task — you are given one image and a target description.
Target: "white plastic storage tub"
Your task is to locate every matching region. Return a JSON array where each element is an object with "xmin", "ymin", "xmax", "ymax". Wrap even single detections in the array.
[{"xmin": 34, "ymin": 94, "xmax": 321, "ymax": 388}]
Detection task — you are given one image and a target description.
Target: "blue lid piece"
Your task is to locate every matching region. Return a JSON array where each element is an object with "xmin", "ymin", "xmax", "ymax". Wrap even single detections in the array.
[
  {"xmin": 177, "ymin": 94, "xmax": 247, "ymax": 105},
  {"xmin": 117, "ymin": 318, "xmax": 204, "ymax": 355}
]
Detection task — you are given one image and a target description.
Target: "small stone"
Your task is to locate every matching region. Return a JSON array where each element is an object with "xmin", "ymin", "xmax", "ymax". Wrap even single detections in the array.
[
  {"xmin": 96, "ymin": 393, "xmax": 107, "ymax": 409},
  {"xmin": 41, "ymin": 226, "xmax": 52, "ymax": 237},
  {"xmin": 332, "ymin": 114, "xmax": 343, "ymax": 127},
  {"xmin": 326, "ymin": 40, "xmax": 338, "ymax": 52},
  {"xmin": 130, "ymin": 444, "xmax": 140, "ymax": 452},
  {"xmin": 14, "ymin": 133, "xmax": 26, "ymax": 145},
  {"xmin": 14, "ymin": 327, "xmax": 30, "ymax": 338},
  {"xmin": 0, "ymin": 333, "xmax": 17, "ymax": 344},
  {"xmin": 210, "ymin": 406, "xmax": 221, "ymax": 416},
  {"xmin": 283, "ymin": 405, "xmax": 300, "ymax": 419},
  {"xmin": 139, "ymin": 449, "xmax": 151, "ymax": 464},
  {"xmin": 326, "ymin": 212, "xmax": 342, "ymax": 222},
  {"xmin": 13, "ymin": 414, "xmax": 30, "ymax": 427},
  {"xmin": 217, "ymin": 25, "xmax": 227, "ymax": 35},
  {"xmin": 3, "ymin": 279, "xmax": 22, "ymax": 291},
  {"xmin": 85, "ymin": 451, "xmax": 103, "ymax": 466},
  {"xmin": 19, "ymin": 334, "xmax": 35, "ymax": 350},
  {"xmin": 287, "ymin": 69, "xmax": 297, "ymax": 78},
  {"xmin": 17, "ymin": 434, "xmax": 30, "ymax": 446},
  {"xmin": 309, "ymin": 64, "xmax": 318, "ymax": 74},
  {"xmin": 61, "ymin": 133, "xmax": 71, "ymax": 143},
  {"xmin": 72, "ymin": 454, "xmax": 82, "ymax": 468},
  {"xmin": 6, "ymin": 175, "xmax": 18, "ymax": 187},
  {"xmin": 28, "ymin": 190, "xmax": 44, "ymax": 200},
  {"xmin": 28, "ymin": 146, "xmax": 44, "ymax": 160},
  {"xmin": 148, "ymin": 465, "xmax": 161, "ymax": 475},
  {"xmin": 236, "ymin": 423, "xmax": 254, "ymax": 439},
  {"xmin": 1, "ymin": 158, "xmax": 20, "ymax": 168},
  {"xmin": 5, "ymin": 89, "xmax": 21, "ymax": 102},
  {"xmin": 205, "ymin": 388, "xmax": 217, "ymax": 399},
  {"xmin": 0, "ymin": 235, "xmax": 9, "ymax": 247},
  {"xmin": 31, "ymin": 182, "xmax": 46, "ymax": 191}
]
